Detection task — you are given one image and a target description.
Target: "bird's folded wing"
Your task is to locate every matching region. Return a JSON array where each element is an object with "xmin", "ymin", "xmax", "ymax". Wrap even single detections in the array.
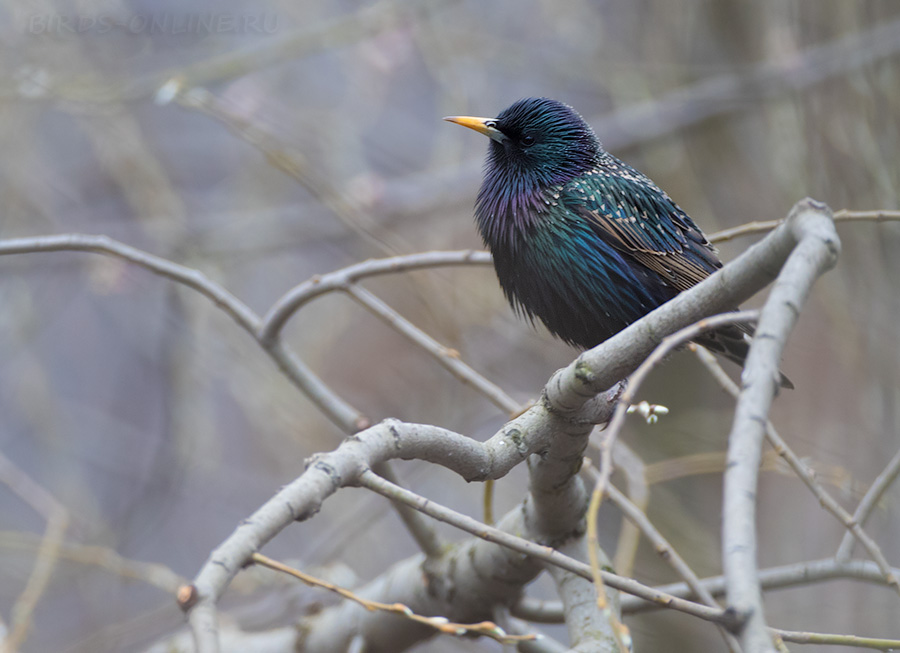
[{"xmin": 565, "ymin": 170, "xmax": 721, "ymax": 292}]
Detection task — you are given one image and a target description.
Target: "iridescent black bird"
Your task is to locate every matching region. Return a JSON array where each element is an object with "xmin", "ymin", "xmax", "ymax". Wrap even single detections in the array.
[{"xmin": 445, "ymin": 97, "xmax": 792, "ymax": 387}]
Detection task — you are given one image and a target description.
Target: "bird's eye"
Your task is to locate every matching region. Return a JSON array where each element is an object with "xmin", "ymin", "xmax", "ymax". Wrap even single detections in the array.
[{"xmin": 521, "ymin": 134, "xmax": 535, "ymax": 147}]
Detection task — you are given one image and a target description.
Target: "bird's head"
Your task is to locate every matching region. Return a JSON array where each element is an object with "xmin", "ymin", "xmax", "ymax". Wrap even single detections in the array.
[{"xmin": 444, "ymin": 97, "xmax": 600, "ymax": 188}]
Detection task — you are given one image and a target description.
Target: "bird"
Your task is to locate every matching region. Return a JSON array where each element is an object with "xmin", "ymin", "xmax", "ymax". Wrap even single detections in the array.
[{"xmin": 444, "ymin": 97, "xmax": 792, "ymax": 388}]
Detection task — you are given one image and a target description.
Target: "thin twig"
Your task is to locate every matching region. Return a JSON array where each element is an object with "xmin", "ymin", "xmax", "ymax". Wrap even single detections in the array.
[
  {"xmin": 588, "ymin": 467, "xmax": 740, "ymax": 652},
  {"xmin": 503, "ymin": 616, "xmax": 570, "ymax": 653},
  {"xmin": 608, "ymin": 441, "xmax": 648, "ymax": 578},
  {"xmin": 251, "ymin": 552, "xmax": 536, "ymax": 645},
  {"xmin": 356, "ymin": 469, "xmax": 731, "ymax": 626},
  {"xmin": 259, "ymin": 250, "xmax": 491, "ymax": 344},
  {"xmin": 584, "ymin": 312, "xmax": 755, "ymax": 652},
  {"xmin": 709, "ymin": 209, "xmax": 900, "ymax": 244},
  {"xmin": 0, "ymin": 234, "xmax": 367, "ymax": 431},
  {"xmin": 0, "ymin": 451, "xmax": 70, "ymax": 653},
  {"xmin": 836, "ymin": 447, "xmax": 900, "ymax": 561},
  {"xmin": 584, "ymin": 311, "xmax": 758, "ymax": 619}
]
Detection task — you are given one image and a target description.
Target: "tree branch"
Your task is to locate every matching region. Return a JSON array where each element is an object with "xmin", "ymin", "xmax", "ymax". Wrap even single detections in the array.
[
  {"xmin": 836, "ymin": 446, "xmax": 900, "ymax": 562},
  {"xmin": 693, "ymin": 346, "xmax": 900, "ymax": 593},
  {"xmin": 258, "ymin": 250, "xmax": 491, "ymax": 345},
  {"xmin": 723, "ymin": 199, "xmax": 841, "ymax": 652}
]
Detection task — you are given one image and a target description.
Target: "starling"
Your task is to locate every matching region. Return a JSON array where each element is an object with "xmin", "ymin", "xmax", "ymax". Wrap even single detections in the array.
[{"xmin": 445, "ymin": 97, "xmax": 792, "ymax": 388}]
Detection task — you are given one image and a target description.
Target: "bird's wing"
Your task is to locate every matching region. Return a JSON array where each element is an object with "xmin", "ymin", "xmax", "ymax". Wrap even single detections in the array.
[{"xmin": 564, "ymin": 162, "xmax": 721, "ymax": 292}]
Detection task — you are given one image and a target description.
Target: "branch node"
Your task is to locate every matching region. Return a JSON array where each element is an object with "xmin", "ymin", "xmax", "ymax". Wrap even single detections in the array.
[{"xmin": 176, "ymin": 584, "xmax": 199, "ymax": 612}]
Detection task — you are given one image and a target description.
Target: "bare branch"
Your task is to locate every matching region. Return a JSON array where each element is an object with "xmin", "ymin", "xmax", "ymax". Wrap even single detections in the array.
[
  {"xmin": 583, "ymin": 312, "xmax": 757, "ymax": 653},
  {"xmin": 709, "ymin": 209, "xmax": 900, "ymax": 244},
  {"xmin": 0, "ymin": 450, "xmax": 69, "ymax": 653},
  {"xmin": 514, "ymin": 557, "xmax": 900, "ymax": 621},
  {"xmin": 836, "ymin": 447, "xmax": 900, "ymax": 562},
  {"xmin": 599, "ymin": 475, "xmax": 740, "ymax": 652},
  {"xmin": 251, "ymin": 553, "xmax": 537, "ymax": 645},
  {"xmin": 723, "ymin": 199, "xmax": 841, "ymax": 652},
  {"xmin": 0, "ymin": 233, "xmax": 368, "ymax": 432},
  {"xmin": 0, "ymin": 234, "xmax": 259, "ymax": 332},
  {"xmin": 259, "ymin": 250, "xmax": 491, "ymax": 345},
  {"xmin": 355, "ymin": 470, "xmax": 730, "ymax": 624}
]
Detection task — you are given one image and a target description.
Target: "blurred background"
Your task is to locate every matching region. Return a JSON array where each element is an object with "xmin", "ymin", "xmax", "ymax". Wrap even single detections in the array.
[{"xmin": 0, "ymin": 1, "xmax": 899, "ymax": 651}]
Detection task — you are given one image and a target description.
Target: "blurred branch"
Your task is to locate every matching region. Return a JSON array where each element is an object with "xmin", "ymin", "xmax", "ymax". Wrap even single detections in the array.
[
  {"xmin": 0, "ymin": 233, "xmax": 366, "ymax": 431},
  {"xmin": 149, "ymin": 0, "xmax": 450, "ymax": 100},
  {"xmin": 693, "ymin": 346, "xmax": 900, "ymax": 594},
  {"xmin": 836, "ymin": 447, "xmax": 900, "ymax": 562},
  {"xmin": 371, "ymin": 21, "xmax": 900, "ymax": 222},
  {"xmin": 644, "ymin": 445, "xmax": 859, "ymax": 494},
  {"xmin": 0, "ymin": 451, "xmax": 69, "ymax": 653},
  {"xmin": 723, "ymin": 200, "xmax": 841, "ymax": 652},
  {"xmin": 13, "ymin": 0, "xmax": 450, "ymax": 103},
  {"xmin": 710, "ymin": 209, "xmax": 900, "ymax": 244},
  {"xmin": 173, "ymin": 86, "xmax": 409, "ymax": 258},
  {"xmin": 345, "ymin": 284, "xmax": 520, "ymax": 413},
  {"xmin": 770, "ymin": 629, "xmax": 900, "ymax": 650},
  {"xmin": 0, "ymin": 531, "xmax": 185, "ymax": 593},
  {"xmin": 592, "ymin": 19, "xmax": 900, "ymax": 150}
]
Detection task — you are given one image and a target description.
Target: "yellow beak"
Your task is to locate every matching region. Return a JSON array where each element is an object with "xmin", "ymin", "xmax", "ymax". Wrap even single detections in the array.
[{"xmin": 443, "ymin": 115, "xmax": 506, "ymax": 142}]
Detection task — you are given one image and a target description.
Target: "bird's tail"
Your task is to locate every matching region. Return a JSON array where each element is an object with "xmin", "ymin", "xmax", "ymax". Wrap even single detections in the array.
[{"xmin": 695, "ymin": 323, "xmax": 794, "ymax": 390}]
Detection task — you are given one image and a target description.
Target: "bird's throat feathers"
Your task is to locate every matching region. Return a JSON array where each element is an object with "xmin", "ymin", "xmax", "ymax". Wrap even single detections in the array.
[{"xmin": 474, "ymin": 161, "xmax": 548, "ymax": 249}]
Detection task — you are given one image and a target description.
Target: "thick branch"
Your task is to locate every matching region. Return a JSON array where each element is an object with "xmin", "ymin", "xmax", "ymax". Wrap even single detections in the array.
[
  {"xmin": 545, "ymin": 535, "xmax": 622, "ymax": 653},
  {"xmin": 722, "ymin": 199, "xmax": 840, "ymax": 652}
]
